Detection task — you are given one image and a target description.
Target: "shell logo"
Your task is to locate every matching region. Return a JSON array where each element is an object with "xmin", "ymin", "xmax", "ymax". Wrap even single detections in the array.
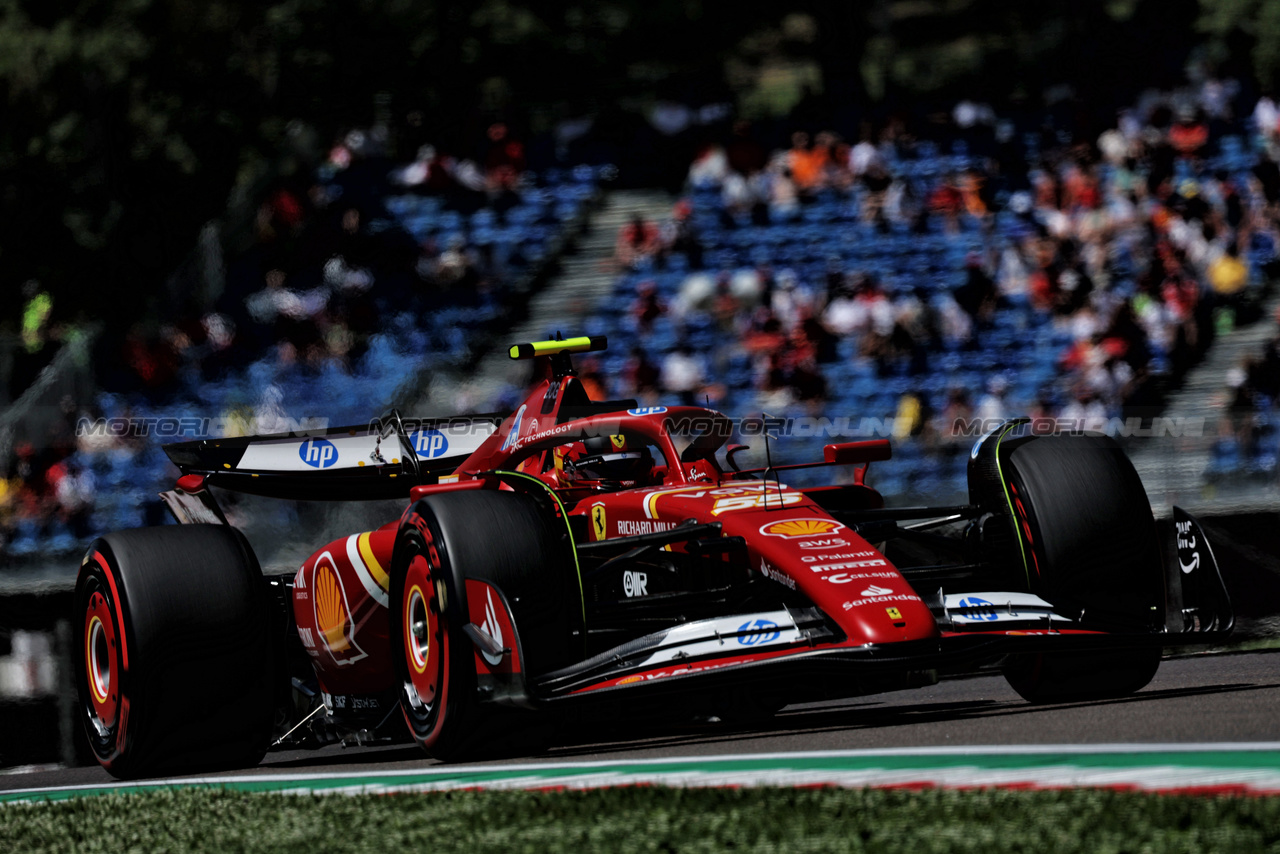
[
  {"xmin": 312, "ymin": 555, "xmax": 367, "ymax": 665},
  {"xmin": 759, "ymin": 518, "xmax": 845, "ymax": 539},
  {"xmin": 316, "ymin": 563, "xmax": 350, "ymax": 651}
]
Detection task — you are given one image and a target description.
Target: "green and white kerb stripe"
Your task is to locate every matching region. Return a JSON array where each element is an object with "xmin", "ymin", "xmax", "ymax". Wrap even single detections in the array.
[{"xmin": 5, "ymin": 743, "xmax": 1280, "ymax": 803}]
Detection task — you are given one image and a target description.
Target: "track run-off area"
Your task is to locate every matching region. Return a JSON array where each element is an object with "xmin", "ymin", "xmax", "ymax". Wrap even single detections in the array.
[{"xmin": 4, "ymin": 650, "xmax": 1279, "ymax": 802}]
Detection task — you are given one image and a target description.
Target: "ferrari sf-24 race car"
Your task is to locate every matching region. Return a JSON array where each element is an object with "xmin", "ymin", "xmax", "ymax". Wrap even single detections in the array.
[{"xmin": 75, "ymin": 336, "xmax": 1233, "ymax": 777}]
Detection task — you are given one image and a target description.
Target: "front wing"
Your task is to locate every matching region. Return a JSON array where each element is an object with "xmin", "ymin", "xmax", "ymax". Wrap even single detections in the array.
[{"xmin": 523, "ymin": 506, "xmax": 1232, "ymax": 706}]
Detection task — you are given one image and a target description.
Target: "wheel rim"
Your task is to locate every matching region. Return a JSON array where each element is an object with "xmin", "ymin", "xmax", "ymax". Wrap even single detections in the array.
[
  {"xmin": 82, "ymin": 584, "xmax": 119, "ymax": 735},
  {"xmin": 402, "ymin": 553, "xmax": 443, "ymax": 713}
]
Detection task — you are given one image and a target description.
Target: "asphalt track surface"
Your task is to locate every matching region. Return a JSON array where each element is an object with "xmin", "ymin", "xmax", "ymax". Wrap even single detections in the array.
[{"xmin": 3, "ymin": 649, "xmax": 1277, "ymax": 793}]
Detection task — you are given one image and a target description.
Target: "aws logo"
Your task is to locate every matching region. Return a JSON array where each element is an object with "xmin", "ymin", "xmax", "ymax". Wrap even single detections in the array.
[
  {"xmin": 299, "ymin": 438, "xmax": 338, "ymax": 468},
  {"xmin": 313, "ymin": 556, "xmax": 367, "ymax": 665}
]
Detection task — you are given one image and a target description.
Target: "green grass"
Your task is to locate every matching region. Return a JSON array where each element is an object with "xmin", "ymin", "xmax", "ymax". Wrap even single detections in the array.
[{"xmin": 3, "ymin": 786, "xmax": 1280, "ymax": 853}]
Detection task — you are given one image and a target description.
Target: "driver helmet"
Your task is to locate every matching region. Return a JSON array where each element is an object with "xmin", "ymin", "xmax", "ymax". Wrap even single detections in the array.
[{"xmin": 563, "ymin": 434, "xmax": 654, "ymax": 483}]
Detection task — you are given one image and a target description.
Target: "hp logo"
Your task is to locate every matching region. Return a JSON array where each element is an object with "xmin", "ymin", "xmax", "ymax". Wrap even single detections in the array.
[
  {"xmin": 410, "ymin": 429, "xmax": 449, "ymax": 459},
  {"xmin": 299, "ymin": 438, "xmax": 338, "ymax": 468},
  {"xmin": 957, "ymin": 596, "xmax": 998, "ymax": 621},
  {"xmin": 737, "ymin": 619, "xmax": 780, "ymax": 646}
]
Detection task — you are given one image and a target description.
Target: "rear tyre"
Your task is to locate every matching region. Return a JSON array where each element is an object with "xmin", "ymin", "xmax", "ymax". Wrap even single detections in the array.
[
  {"xmin": 969, "ymin": 429, "xmax": 1164, "ymax": 702},
  {"xmin": 74, "ymin": 525, "xmax": 275, "ymax": 778},
  {"xmin": 390, "ymin": 490, "xmax": 578, "ymax": 760}
]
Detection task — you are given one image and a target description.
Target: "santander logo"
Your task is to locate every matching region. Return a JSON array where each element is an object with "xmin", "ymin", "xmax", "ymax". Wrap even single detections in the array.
[{"xmin": 860, "ymin": 584, "xmax": 893, "ymax": 596}]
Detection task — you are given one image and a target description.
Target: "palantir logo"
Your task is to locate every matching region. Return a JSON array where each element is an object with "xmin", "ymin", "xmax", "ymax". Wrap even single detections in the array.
[
  {"xmin": 410, "ymin": 429, "xmax": 449, "ymax": 459},
  {"xmin": 737, "ymin": 618, "xmax": 781, "ymax": 646},
  {"xmin": 299, "ymin": 438, "xmax": 338, "ymax": 468}
]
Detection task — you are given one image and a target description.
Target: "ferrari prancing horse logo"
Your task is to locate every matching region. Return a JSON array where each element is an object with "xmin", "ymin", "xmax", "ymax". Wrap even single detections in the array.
[{"xmin": 591, "ymin": 504, "xmax": 607, "ymax": 541}]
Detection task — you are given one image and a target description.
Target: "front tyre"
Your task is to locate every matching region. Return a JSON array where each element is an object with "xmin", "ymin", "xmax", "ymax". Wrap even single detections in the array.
[
  {"xmin": 1002, "ymin": 647, "xmax": 1161, "ymax": 704},
  {"xmin": 390, "ymin": 489, "xmax": 580, "ymax": 760},
  {"xmin": 969, "ymin": 427, "xmax": 1165, "ymax": 703},
  {"xmin": 391, "ymin": 517, "xmax": 477, "ymax": 759}
]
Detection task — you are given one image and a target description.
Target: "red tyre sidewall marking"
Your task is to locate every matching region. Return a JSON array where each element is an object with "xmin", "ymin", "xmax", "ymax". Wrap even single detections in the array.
[
  {"xmin": 92, "ymin": 552, "xmax": 129, "ymax": 673},
  {"xmin": 1008, "ymin": 483, "xmax": 1042, "ymax": 580},
  {"xmin": 401, "ymin": 527, "xmax": 449, "ymax": 746},
  {"xmin": 88, "ymin": 551, "xmax": 131, "ymax": 761},
  {"xmin": 83, "ymin": 596, "xmax": 118, "ymax": 726}
]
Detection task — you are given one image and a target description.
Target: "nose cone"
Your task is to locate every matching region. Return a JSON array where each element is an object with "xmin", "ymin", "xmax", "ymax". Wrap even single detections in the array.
[
  {"xmin": 727, "ymin": 514, "xmax": 939, "ymax": 645},
  {"xmin": 824, "ymin": 577, "xmax": 938, "ymax": 643}
]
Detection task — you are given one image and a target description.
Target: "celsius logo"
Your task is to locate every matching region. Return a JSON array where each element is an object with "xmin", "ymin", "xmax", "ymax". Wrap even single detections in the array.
[
  {"xmin": 410, "ymin": 429, "xmax": 449, "ymax": 459},
  {"xmin": 737, "ymin": 618, "xmax": 780, "ymax": 646},
  {"xmin": 861, "ymin": 584, "xmax": 893, "ymax": 597},
  {"xmin": 300, "ymin": 438, "xmax": 338, "ymax": 468}
]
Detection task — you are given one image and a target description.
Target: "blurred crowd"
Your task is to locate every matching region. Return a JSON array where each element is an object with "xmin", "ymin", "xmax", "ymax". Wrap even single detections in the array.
[
  {"xmin": 588, "ymin": 77, "xmax": 1279, "ymax": 464},
  {"xmin": 0, "ymin": 123, "xmax": 602, "ymax": 560},
  {"xmin": 9, "ymin": 71, "xmax": 1280, "ymax": 556}
]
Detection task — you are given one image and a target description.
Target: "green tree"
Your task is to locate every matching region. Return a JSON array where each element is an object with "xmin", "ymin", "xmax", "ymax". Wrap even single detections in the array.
[{"xmin": 1199, "ymin": 0, "xmax": 1280, "ymax": 91}]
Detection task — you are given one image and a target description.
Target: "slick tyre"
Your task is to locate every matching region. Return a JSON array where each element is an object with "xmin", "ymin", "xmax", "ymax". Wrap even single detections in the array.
[
  {"xmin": 969, "ymin": 429, "xmax": 1165, "ymax": 702},
  {"xmin": 1002, "ymin": 647, "xmax": 1162, "ymax": 704},
  {"xmin": 390, "ymin": 490, "xmax": 578, "ymax": 761},
  {"xmin": 75, "ymin": 525, "xmax": 275, "ymax": 778}
]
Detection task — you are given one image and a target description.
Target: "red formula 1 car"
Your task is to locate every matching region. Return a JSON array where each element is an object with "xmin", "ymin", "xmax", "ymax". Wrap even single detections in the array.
[{"xmin": 74, "ymin": 336, "xmax": 1234, "ymax": 777}]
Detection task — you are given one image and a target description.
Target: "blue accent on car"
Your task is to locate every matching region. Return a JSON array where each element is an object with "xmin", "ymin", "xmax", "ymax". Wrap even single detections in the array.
[
  {"xmin": 299, "ymin": 438, "xmax": 338, "ymax": 468},
  {"xmin": 410, "ymin": 429, "xmax": 450, "ymax": 459},
  {"xmin": 956, "ymin": 596, "xmax": 998, "ymax": 620},
  {"xmin": 737, "ymin": 618, "xmax": 781, "ymax": 645}
]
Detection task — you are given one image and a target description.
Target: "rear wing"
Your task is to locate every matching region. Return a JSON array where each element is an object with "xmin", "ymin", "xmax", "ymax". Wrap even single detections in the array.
[{"xmin": 162, "ymin": 414, "xmax": 502, "ymax": 501}]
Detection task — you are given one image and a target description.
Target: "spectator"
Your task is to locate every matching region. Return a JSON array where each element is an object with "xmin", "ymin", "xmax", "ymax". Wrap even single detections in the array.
[
  {"xmin": 621, "ymin": 347, "xmax": 662, "ymax": 401},
  {"xmin": 630, "ymin": 280, "xmax": 667, "ymax": 332},
  {"xmin": 661, "ymin": 343, "xmax": 706, "ymax": 406},
  {"xmin": 616, "ymin": 215, "xmax": 663, "ymax": 269},
  {"xmin": 935, "ymin": 388, "xmax": 974, "ymax": 449},
  {"xmin": 787, "ymin": 131, "xmax": 827, "ymax": 195}
]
